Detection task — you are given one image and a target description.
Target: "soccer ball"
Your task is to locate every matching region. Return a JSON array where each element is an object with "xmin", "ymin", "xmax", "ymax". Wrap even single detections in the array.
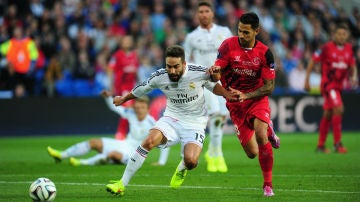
[{"xmin": 29, "ymin": 177, "xmax": 56, "ymax": 202}]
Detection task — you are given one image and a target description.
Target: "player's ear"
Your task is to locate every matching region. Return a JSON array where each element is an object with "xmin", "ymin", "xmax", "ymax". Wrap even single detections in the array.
[{"xmin": 255, "ymin": 27, "xmax": 260, "ymax": 36}]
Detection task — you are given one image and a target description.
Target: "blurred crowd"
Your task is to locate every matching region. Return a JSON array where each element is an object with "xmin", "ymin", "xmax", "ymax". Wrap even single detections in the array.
[{"xmin": 0, "ymin": 0, "xmax": 359, "ymax": 98}]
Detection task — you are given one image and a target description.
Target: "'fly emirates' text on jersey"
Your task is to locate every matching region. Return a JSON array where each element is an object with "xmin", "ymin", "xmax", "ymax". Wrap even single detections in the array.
[
  {"xmin": 104, "ymin": 97, "xmax": 156, "ymax": 149},
  {"xmin": 312, "ymin": 41, "xmax": 355, "ymax": 92},
  {"xmin": 132, "ymin": 64, "xmax": 217, "ymax": 129},
  {"xmin": 215, "ymin": 37, "xmax": 275, "ymax": 94},
  {"xmin": 184, "ymin": 24, "xmax": 232, "ymax": 67}
]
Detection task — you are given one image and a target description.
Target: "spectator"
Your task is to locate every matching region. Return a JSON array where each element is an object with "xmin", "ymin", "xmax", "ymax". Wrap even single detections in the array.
[
  {"xmin": 0, "ymin": 26, "xmax": 38, "ymax": 97},
  {"xmin": 288, "ymin": 60, "xmax": 306, "ymax": 93}
]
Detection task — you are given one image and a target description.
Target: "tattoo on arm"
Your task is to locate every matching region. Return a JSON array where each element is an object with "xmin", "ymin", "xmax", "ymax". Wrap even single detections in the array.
[{"xmin": 245, "ymin": 79, "xmax": 275, "ymax": 99}]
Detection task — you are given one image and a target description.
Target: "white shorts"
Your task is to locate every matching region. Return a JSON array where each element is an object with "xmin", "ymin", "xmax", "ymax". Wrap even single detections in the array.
[
  {"xmin": 101, "ymin": 137, "xmax": 132, "ymax": 158},
  {"xmin": 152, "ymin": 116, "xmax": 206, "ymax": 149},
  {"xmin": 204, "ymin": 89, "xmax": 229, "ymax": 116}
]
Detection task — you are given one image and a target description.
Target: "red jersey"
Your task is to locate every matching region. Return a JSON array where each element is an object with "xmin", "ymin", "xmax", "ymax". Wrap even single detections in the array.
[
  {"xmin": 215, "ymin": 37, "xmax": 275, "ymax": 94},
  {"xmin": 215, "ymin": 37, "xmax": 275, "ymax": 145},
  {"xmin": 109, "ymin": 50, "xmax": 139, "ymax": 95},
  {"xmin": 313, "ymin": 41, "xmax": 355, "ymax": 92}
]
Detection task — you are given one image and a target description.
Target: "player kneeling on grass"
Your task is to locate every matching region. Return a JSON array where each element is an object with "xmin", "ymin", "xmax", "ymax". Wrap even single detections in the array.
[
  {"xmin": 105, "ymin": 45, "xmax": 237, "ymax": 196},
  {"xmin": 47, "ymin": 91, "xmax": 155, "ymax": 166}
]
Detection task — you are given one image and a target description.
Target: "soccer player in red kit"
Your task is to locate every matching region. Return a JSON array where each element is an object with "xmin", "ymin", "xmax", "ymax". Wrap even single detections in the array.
[
  {"xmin": 208, "ymin": 12, "xmax": 280, "ymax": 197},
  {"xmin": 304, "ymin": 24, "xmax": 358, "ymax": 153},
  {"xmin": 108, "ymin": 35, "xmax": 140, "ymax": 140}
]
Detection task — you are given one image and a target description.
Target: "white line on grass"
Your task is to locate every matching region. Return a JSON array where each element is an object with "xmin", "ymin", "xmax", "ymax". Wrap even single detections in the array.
[
  {"xmin": 1, "ymin": 181, "xmax": 359, "ymax": 195},
  {"xmin": 1, "ymin": 174, "xmax": 359, "ymax": 178}
]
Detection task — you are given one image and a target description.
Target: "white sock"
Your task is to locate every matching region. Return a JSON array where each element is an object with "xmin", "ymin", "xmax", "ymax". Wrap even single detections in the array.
[
  {"xmin": 80, "ymin": 153, "xmax": 107, "ymax": 165},
  {"xmin": 62, "ymin": 141, "xmax": 90, "ymax": 159},
  {"xmin": 177, "ymin": 160, "xmax": 186, "ymax": 171},
  {"xmin": 157, "ymin": 148, "xmax": 170, "ymax": 165},
  {"xmin": 208, "ymin": 115, "xmax": 224, "ymax": 157},
  {"xmin": 121, "ymin": 146, "xmax": 148, "ymax": 186}
]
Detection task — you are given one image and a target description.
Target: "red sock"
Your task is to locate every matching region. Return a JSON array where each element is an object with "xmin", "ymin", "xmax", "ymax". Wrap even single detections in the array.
[
  {"xmin": 332, "ymin": 115, "xmax": 342, "ymax": 144},
  {"xmin": 258, "ymin": 142, "xmax": 273, "ymax": 187},
  {"xmin": 115, "ymin": 118, "xmax": 129, "ymax": 140},
  {"xmin": 318, "ymin": 118, "xmax": 330, "ymax": 147}
]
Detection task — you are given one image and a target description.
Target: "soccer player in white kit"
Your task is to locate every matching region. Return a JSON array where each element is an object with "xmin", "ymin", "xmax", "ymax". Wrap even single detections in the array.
[
  {"xmin": 47, "ymin": 91, "xmax": 155, "ymax": 166},
  {"xmin": 183, "ymin": 1, "xmax": 233, "ymax": 173},
  {"xmin": 106, "ymin": 45, "xmax": 237, "ymax": 196}
]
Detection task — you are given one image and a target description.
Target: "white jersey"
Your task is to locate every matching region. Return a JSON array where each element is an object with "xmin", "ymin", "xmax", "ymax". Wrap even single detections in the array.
[
  {"xmin": 183, "ymin": 24, "xmax": 232, "ymax": 116},
  {"xmin": 132, "ymin": 64, "xmax": 216, "ymax": 129},
  {"xmin": 104, "ymin": 97, "xmax": 156, "ymax": 149},
  {"xmin": 183, "ymin": 24, "xmax": 232, "ymax": 67}
]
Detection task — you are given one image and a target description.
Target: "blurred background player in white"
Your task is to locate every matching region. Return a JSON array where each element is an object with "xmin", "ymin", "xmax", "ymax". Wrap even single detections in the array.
[
  {"xmin": 106, "ymin": 45, "xmax": 237, "ymax": 196},
  {"xmin": 183, "ymin": 1, "xmax": 232, "ymax": 173},
  {"xmin": 47, "ymin": 91, "xmax": 155, "ymax": 166}
]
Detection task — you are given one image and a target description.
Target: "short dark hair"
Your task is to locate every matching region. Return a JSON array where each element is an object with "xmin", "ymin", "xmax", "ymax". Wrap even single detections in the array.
[
  {"xmin": 239, "ymin": 12, "xmax": 260, "ymax": 30},
  {"xmin": 198, "ymin": 1, "xmax": 213, "ymax": 11},
  {"xmin": 335, "ymin": 23, "xmax": 349, "ymax": 31},
  {"xmin": 165, "ymin": 45, "xmax": 185, "ymax": 62}
]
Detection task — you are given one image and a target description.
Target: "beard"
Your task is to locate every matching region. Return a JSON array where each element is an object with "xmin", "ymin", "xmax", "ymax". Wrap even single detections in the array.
[
  {"xmin": 239, "ymin": 38, "xmax": 250, "ymax": 47},
  {"xmin": 168, "ymin": 73, "xmax": 181, "ymax": 82}
]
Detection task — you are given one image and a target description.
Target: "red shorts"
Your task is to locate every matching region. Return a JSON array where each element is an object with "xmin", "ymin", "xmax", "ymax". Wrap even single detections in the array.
[
  {"xmin": 227, "ymin": 97, "xmax": 271, "ymax": 147},
  {"xmin": 322, "ymin": 89, "xmax": 343, "ymax": 110}
]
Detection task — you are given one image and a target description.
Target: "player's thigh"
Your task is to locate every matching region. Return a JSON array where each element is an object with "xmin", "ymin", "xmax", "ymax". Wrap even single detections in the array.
[
  {"xmin": 324, "ymin": 89, "xmax": 344, "ymax": 114},
  {"xmin": 152, "ymin": 117, "xmax": 181, "ymax": 149},
  {"xmin": 101, "ymin": 138, "xmax": 127, "ymax": 155},
  {"xmin": 89, "ymin": 138, "xmax": 104, "ymax": 153},
  {"xmin": 253, "ymin": 118, "xmax": 268, "ymax": 145},
  {"xmin": 142, "ymin": 129, "xmax": 166, "ymax": 150}
]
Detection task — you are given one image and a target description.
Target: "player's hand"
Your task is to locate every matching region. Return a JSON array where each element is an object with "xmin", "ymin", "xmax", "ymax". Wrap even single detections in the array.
[
  {"xmin": 207, "ymin": 65, "xmax": 221, "ymax": 81},
  {"xmin": 100, "ymin": 90, "xmax": 112, "ymax": 98},
  {"xmin": 113, "ymin": 96, "xmax": 125, "ymax": 106},
  {"xmin": 229, "ymin": 87, "xmax": 247, "ymax": 102}
]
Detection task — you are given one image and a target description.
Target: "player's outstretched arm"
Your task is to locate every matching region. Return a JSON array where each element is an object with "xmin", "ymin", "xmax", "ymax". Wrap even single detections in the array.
[
  {"xmin": 234, "ymin": 79, "xmax": 274, "ymax": 102},
  {"xmin": 212, "ymin": 83, "xmax": 238, "ymax": 101},
  {"xmin": 100, "ymin": 90, "xmax": 112, "ymax": 98},
  {"xmin": 113, "ymin": 92, "xmax": 137, "ymax": 106}
]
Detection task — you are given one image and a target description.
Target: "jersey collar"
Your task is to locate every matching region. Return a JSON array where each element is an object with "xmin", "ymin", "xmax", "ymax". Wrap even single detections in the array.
[{"xmin": 198, "ymin": 23, "xmax": 216, "ymax": 32}]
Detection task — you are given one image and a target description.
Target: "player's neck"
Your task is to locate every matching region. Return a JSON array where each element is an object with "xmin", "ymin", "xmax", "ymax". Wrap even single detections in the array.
[{"xmin": 200, "ymin": 23, "xmax": 213, "ymax": 31}]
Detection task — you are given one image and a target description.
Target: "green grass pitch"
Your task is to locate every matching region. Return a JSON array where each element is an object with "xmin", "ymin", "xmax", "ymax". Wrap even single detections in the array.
[{"xmin": 0, "ymin": 132, "xmax": 359, "ymax": 201}]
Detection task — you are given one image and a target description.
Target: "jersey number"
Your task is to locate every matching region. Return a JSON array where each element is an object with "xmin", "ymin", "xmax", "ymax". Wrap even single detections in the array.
[{"xmin": 195, "ymin": 132, "xmax": 204, "ymax": 144}]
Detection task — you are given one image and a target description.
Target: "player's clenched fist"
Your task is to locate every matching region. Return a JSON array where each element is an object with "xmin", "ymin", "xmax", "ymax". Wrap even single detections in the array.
[
  {"xmin": 113, "ymin": 96, "xmax": 125, "ymax": 106},
  {"xmin": 207, "ymin": 65, "xmax": 221, "ymax": 82}
]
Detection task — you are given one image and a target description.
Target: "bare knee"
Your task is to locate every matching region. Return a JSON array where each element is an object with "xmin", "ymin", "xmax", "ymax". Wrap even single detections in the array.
[
  {"xmin": 244, "ymin": 145, "xmax": 258, "ymax": 159},
  {"xmin": 183, "ymin": 157, "xmax": 198, "ymax": 170},
  {"xmin": 89, "ymin": 139, "xmax": 103, "ymax": 153},
  {"xmin": 245, "ymin": 150, "xmax": 258, "ymax": 159},
  {"xmin": 107, "ymin": 151, "xmax": 123, "ymax": 164}
]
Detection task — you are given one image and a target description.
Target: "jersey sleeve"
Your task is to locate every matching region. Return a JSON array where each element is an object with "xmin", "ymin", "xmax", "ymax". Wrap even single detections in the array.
[
  {"xmin": 132, "ymin": 70, "xmax": 161, "ymax": 97},
  {"xmin": 104, "ymin": 97, "xmax": 130, "ymax": 118},
  {"xmin": 312, "ymin": 48, "xmax": 322, "ymax": 63},
  {"xmin": 261, "ymin": 49, "xmax": 276, "ymax": 80},
  {"xmin": 215, "ymin": 40, "xmax": 230, "ymax": 68}
]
